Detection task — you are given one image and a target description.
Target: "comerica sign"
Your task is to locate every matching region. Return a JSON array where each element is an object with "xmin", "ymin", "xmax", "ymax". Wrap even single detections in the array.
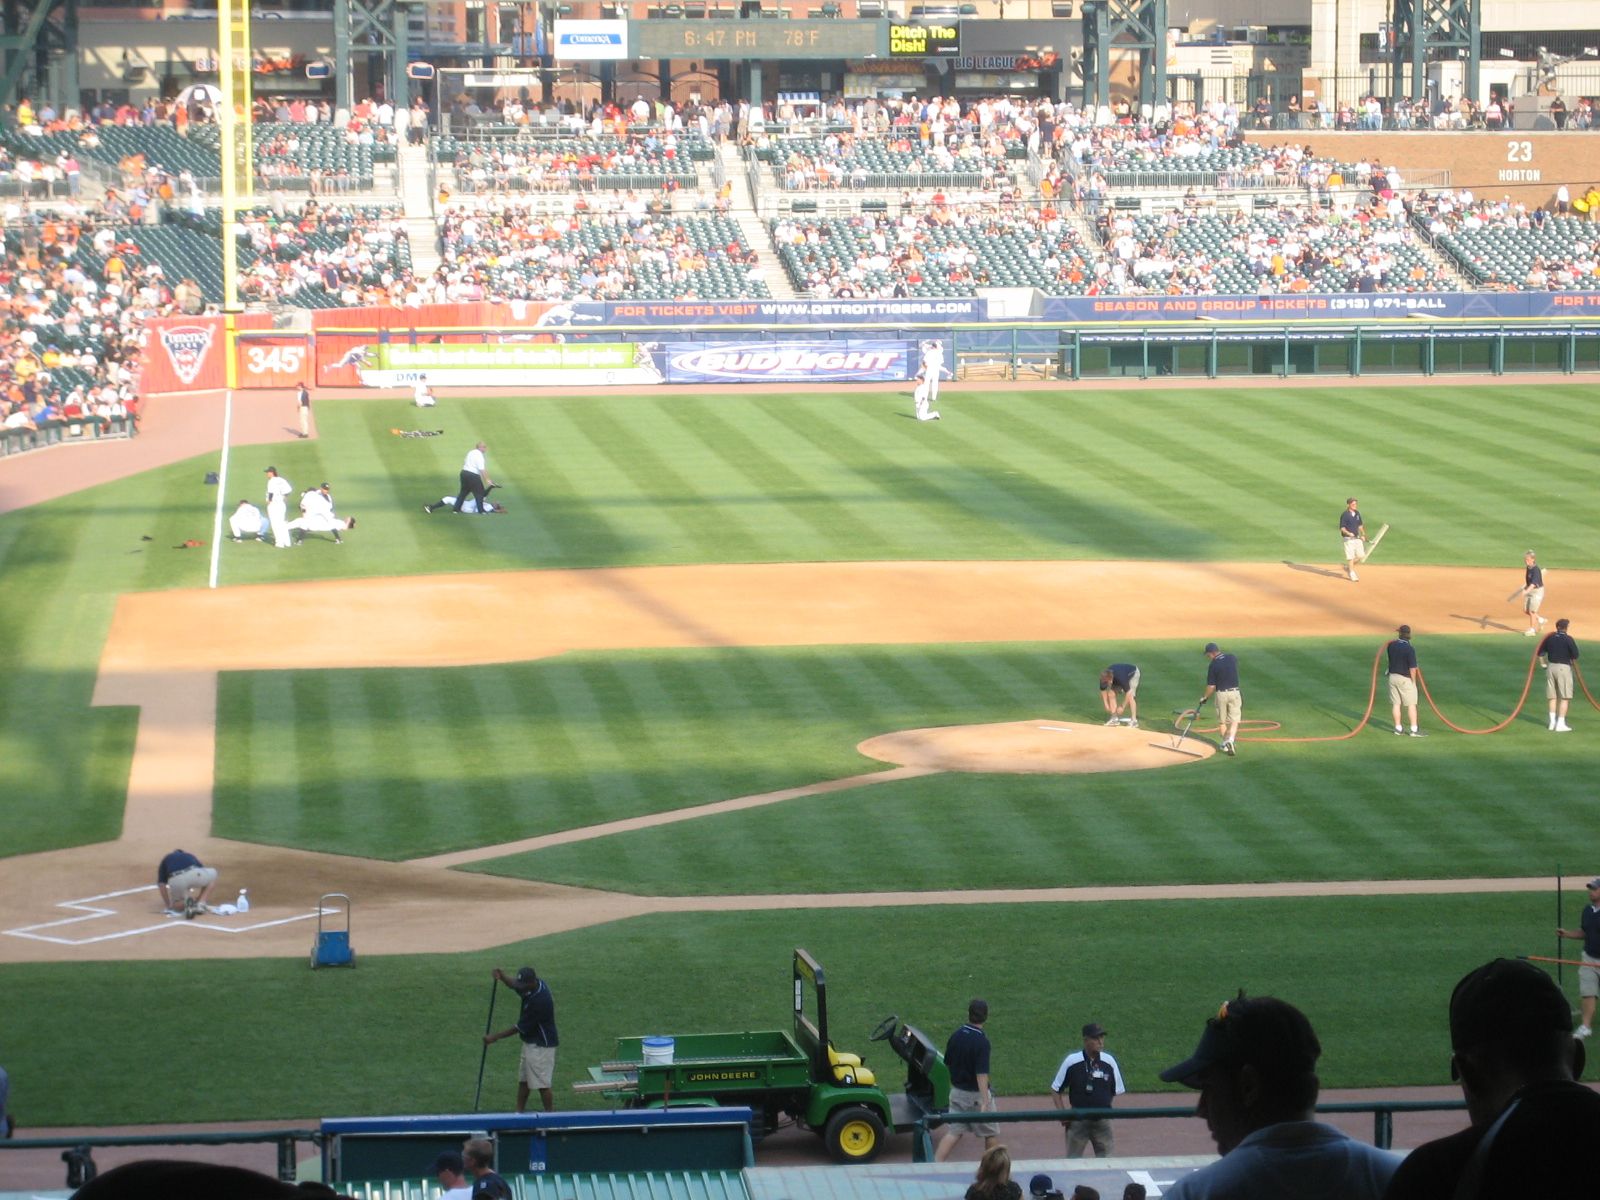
[{"xmin": 889, "ymin": 23, "xmax": 960, "ymax": 56}]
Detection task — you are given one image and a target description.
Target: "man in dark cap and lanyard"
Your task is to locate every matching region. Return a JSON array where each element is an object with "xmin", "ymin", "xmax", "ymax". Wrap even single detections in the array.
[{"xmin": 1050, "ymin": 1021, "xmax": 1125, "ymax": 1157}]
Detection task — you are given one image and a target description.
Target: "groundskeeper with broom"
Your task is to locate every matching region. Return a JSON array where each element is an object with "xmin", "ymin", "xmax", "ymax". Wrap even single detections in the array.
[{"xmin": 483, "ymin": 966, "xmax": 558, "ymax": 1112}]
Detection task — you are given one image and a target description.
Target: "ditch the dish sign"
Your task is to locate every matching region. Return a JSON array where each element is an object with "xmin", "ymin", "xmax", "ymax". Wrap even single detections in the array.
[{"xmin": 352, "ymin": 342, "xmax": 663, "ymax": 387}]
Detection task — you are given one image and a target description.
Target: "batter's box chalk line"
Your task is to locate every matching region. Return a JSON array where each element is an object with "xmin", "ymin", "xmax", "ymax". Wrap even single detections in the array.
[{"xmin": 3, "ymin": 884, "xmax": 325, "ymax": 946}]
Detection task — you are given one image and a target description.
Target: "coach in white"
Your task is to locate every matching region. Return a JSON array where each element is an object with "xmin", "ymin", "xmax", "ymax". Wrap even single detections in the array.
[{"xmin": 263, "ymin": 465, "xmax": 294, "ymax": 549}]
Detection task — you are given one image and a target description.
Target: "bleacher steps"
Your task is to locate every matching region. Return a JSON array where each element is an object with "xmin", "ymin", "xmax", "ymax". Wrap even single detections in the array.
[
  {"xmin": 397, "ymin": 141, "xmax": 440, "ymax": 279},
  {"xmin": 718, "ymin": 142, "xmax": 798, "ymax": 300}
]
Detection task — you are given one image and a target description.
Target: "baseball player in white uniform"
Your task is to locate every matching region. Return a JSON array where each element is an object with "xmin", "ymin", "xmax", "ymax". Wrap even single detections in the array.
[
  {"xmin": 229, "ymin": 499, "xmax": 268, "ymax": 542},
  {"xmin": 914, "ymin": 340, "xmax": 947, "ymax": 421},
  {"xmin": 413, "ymin": 376, "xmax": 437, "ymax": 408},
  {"xmin": 286, "ymin": 483, "xmax": 356, "ymax": 544},
  {"xmin": 263, "ymin": 465, "xmax": 294, "ymax": 549}
]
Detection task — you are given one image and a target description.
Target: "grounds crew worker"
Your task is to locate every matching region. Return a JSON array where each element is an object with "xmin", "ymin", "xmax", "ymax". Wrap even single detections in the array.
[
  {"xmin": 1050, "ymin": 1021, "xmax": 1125, "ymax": 1158},
  {"xmin": 1537, "ymin": 617, "xmax": 1579, "ymax": 733},
  {"xmin": 1339, "ymin": 497, "xmax": 1366, "ymax": 583},
  {"xmin": 484, "ymin": 966, "xmax": 558, "ymax": 1112},
  {"xmin": 1199, "ymin": 643, "xmax": 1241, "ymax": 758},
  {"xmin": 1387, "ymin": 624, "xmax": 1424, "ymax": 738},
  {"xmin": 1099, "ymin": 664, "xmax": 1140, "ymax": 727}
]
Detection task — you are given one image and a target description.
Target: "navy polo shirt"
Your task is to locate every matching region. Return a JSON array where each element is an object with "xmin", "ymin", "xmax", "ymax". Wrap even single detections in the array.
[
  {"xmin": 944, "ymin": 1023, "xmax": 991, "ymax": 1091},
  {"xmin": 158, "ymin": 849, "xmax": 201, "ymax": 883},
  {"xmin": 516, "ymin": 980, "xmax": 559, "ymax": 1047},
  {"xmin": 1583, "ymin": 906, "xmax": 1600, "ymax": 958},
  {"xmin": 1206, "ymin": 653, "xmax": 1240, "ymax": 690},
  {"xmin": 1527, "ymin": 563, "xmax": 1544, "ymax": 588},
  {"xmin": 1539, "ymin": 632, "xmax": 1579, "ymax": 665},
  {"xmin": 1102, "ymin": 664, "xmax": 1138, "ymax": 692},
  {"xmin": 1339, "ymin": 507, "xmax": 1363, "ymax": 537},
  {"xmin": 1387, "ymin": 638, "xmax": 1418, "ymax": 676}
]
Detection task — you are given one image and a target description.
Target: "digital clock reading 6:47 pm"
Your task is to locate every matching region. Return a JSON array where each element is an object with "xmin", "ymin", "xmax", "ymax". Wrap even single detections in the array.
[{"xmin": 630, "ymin": 19, "xmax": 875, "ymax": 60}]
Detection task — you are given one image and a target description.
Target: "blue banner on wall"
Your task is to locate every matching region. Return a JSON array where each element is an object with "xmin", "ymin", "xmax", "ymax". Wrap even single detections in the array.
[
  {"xmin": 1039, "ymin": 291, "xmax": 1600, "ymax": 323},
  {"xmin": 589, "ymin": 298, "xmax": 987, "ymax": 326},
  {"xmin": 663, "ymin": 340, "xmax": 915, "ymax": 383}
]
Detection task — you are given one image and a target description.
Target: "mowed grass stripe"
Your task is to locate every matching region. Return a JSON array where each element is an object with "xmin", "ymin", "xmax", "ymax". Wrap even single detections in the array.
[
  {"xmin": 957, "ymin": 399, "xmax": 1223, "ymax": 559},
  {"xmin": 667, "ymin": 398, "xmax": 883, "ymax": 555},
  {"xmin": 759, "ymin": 402, "xmax": 1040, "ymax": 558},
  {"xmin": 564, "ymin": 401, "xmax": 767, "ymax": 563}
]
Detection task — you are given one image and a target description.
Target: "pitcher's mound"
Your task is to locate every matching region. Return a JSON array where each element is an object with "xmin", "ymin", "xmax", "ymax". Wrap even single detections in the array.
[{"xmin": 857, "ymin": 719, "xmax": 1215, "ymax": 774}]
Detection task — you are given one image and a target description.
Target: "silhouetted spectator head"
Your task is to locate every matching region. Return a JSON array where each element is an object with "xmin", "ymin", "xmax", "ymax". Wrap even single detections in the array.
[
  {"xmin": 1448, "ymin": 957, "xmax": 1580, "ymax": 1124},
  {"xmin": 71, "ymin": 1160, "xmax": 346, "ymax": 1198},
  {"xmin": 1160, "ymin": 993, "xmax": 1322, "ymax": 1153}
]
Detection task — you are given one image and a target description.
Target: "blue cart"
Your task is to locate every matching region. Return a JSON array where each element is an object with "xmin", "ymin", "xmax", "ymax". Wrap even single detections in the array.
[{"xmin": 311, "ymin": 892, "xmax": 355, "ymax": 968}]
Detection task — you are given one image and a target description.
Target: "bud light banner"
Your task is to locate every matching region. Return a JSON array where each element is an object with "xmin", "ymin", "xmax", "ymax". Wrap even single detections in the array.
[{"xmin": 663, "ymin": 340, "xmax": 916, "ymax": 384}]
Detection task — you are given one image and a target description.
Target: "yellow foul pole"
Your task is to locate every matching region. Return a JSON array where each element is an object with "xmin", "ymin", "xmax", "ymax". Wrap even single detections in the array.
[{"xmin": 217, "ymin": 0, "xmax": 254, "ymax": 316}]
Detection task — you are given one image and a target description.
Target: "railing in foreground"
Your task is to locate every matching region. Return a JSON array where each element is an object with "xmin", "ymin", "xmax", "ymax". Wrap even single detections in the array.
[
  {"xmin": 0, "ymin": 1129, "xmax": 319, "ymax": 1187},
  {"xmin": 912, "ymin": 1099, "xmax": 1467, "ymax": 1162}
]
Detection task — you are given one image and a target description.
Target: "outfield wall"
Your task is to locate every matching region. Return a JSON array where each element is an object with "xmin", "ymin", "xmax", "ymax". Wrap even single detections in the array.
[{"xmin": 142, "ymin": 302, "xmax": 1600, "ymax": 394}]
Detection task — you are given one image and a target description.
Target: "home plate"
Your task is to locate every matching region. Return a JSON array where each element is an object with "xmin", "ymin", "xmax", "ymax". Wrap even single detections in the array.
[{"xmin": 856, "ymin": 718, "xmax": 1214, "ymax": 774}]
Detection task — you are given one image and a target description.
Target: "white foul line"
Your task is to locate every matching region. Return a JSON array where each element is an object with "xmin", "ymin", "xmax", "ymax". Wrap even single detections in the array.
[
  {"xmin": 3, "ymin": 884, "xmax": 324, "ymax": 946},
  {"xmin": 207, "ymin": 387, "xmax": 234, "ymax": 590}
]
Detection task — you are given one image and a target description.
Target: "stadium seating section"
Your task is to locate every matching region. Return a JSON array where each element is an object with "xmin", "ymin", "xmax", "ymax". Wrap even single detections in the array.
[{"xmin": 1425, "ymin": 210, "xmax": 1600, "ymax": 291}]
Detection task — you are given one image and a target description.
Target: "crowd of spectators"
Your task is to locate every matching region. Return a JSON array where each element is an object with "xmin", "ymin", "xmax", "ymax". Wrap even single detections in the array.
[
  {"xmin": 230, "ymin": 201, "xmax": 414, "ymax": 308},
  {"xmin": 1093, "ymin": 193, "xmax": 1447, "ymax": 295},
  {"xmin": 772, "ymin": 193, "xmax": 1098, "ymax": 298},
  {"xmin": 1, "ymin": 207, "xmax": 151, "ymax": 442},
  {"xmin": 1413, "ymin": 188, "xmax": 1600, "ymax": 290},
  {"xmin": 434, "ymin": 193, "xmax": 765, "ymax": 303},
  {"xmin": 449, "ymin": 131, "xmax": 695, "ymax": 194}
]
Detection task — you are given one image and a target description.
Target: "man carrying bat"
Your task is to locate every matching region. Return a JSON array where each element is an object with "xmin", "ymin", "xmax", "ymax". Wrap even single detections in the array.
[
  {"xmin": 1516, "ymin": 550, "xmax": 1547, "ymax": 636},
  {"xmin": 1338, "ymin": 497, "xmax": 1366, "ymax": 582}
]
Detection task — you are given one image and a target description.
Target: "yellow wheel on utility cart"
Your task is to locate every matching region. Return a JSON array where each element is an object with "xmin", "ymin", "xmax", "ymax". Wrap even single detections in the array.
[{"xmin": 824, "ymin": 1105, "xmax": 885, "ymax": 1163}]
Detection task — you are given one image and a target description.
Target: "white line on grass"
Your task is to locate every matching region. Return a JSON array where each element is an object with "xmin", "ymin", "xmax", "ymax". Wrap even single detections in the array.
[{"xmin": 207, "ymin": 387, "xmax": 234, "ymax": 589}]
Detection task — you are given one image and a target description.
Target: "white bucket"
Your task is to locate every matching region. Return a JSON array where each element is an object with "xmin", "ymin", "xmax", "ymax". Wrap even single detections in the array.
[{"xmin": 641, "ymin": 1037, "xmax": 675, "ymax": 1065}]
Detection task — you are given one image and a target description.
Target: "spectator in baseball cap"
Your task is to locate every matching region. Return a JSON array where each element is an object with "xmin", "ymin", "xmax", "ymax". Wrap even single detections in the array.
[
  {"xmin": 1383, "ymin": 958, "xmax": 1599, "ymax": 1200},
  {"xmin": 1156, "ymin": 993, "xmax": 1400, "ymax": 1199}
]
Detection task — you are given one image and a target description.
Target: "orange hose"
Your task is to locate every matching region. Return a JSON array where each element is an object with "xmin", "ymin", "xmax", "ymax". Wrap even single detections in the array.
[
  {"xmin": 1237, "ymin": 643, "xmax": 1385, "ymax": 744},
  {"xmin": 1575, "ymin": 663, "xmax": 1600, "ymax": 712},
  {"xmin": 1415, "ymin": 641, "xmax": 1542, "ymax": 734}
]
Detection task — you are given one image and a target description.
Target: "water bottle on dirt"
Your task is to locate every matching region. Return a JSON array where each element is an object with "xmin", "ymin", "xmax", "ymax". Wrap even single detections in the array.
[{"xmin": 237, "ymin": 889, "xmax": 250, "ymax": 913}]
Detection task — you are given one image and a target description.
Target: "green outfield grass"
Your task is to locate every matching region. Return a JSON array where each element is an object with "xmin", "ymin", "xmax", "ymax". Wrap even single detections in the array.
[
  {"xmin": 0, "ymin": 893, "xmax": 1580, "ymax": 1126},
  {"xmin": 215, "ymin": 635, "xmax": 1589, "ymax": 887}
]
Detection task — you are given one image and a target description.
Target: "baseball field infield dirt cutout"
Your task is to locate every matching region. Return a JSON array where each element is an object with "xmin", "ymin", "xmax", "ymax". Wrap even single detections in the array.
[{"xmin": 857, "ymin": 719, "xmax": 1214, "ymax": 772}]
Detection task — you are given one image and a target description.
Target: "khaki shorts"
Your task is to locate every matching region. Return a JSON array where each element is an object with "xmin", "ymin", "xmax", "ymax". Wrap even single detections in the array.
[
  {"xmin": 1581, "ymin": 955, "xmax": 1599, "ymax": 1000},
  {"xmin": 1342, "ymin": 538, "xmax": 1365, "ymax": 562},
  {"xmin": 1124, "ymin": 668, "xmax": 1141, "ymax": 697},
  {"xmin": 1214, "ymin": 689, "xmax": 1241, "ymax": 726},
  {"xmin": 1525, "ymin": 587, "xmax": 1544, "ymax": 614},
  {"xmin": 1546, "ymin": 663, "xmax": 1574, "ymax": 701},
  {"xmin": 944, "ymin": 1086, "xmax": 998, "ymax": 1139},
  {"xmin": 1388, "ymin": 674, "xmax": 1418, "ymax": 706},
  {"xmin": 519, "ymin": 1043, "xmax": 556, "ymax": 1089},
  {"xmin": 167, "ymin": 866, "xmax": 217, "ymax": 900}
]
